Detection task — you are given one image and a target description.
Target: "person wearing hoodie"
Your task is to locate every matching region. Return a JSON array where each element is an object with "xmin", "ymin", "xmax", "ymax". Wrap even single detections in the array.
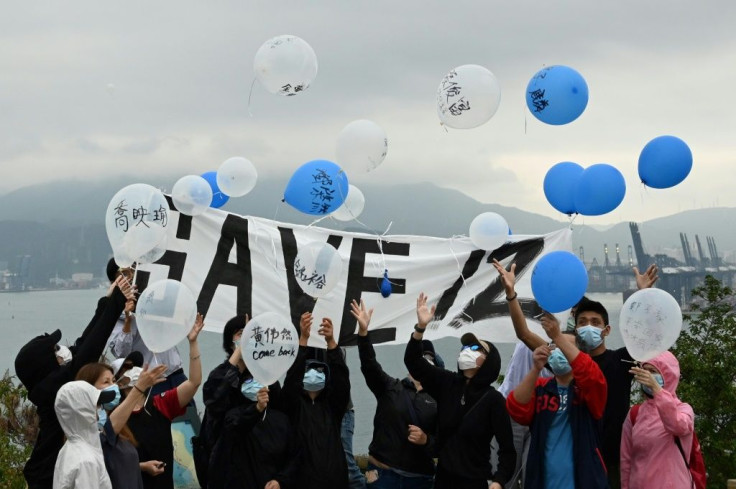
[
  {"xmin": 506, "ymin": 314, "xmax": 608, "ymax": 489},
  {"xmin": 52, "ymin": 380, "xmax": 118, "ymax": 489},
  {"xmin": 195, "ymin": 315, "xmax": 251, "ymax": 488},
  {"xmin": 75, "ymin": 360, "xmax": 168, "ymax": 489},
  {"xmin": 351, "ymin": 299, "xmax": 439, "ymax": 489},
  {"xmin": 207, "ymin": 374, "xmax": 299, "ymax": 489},
  {"xmin": 620, "ymin": 351, "xmax": 695, "ymax": 489},
  {"xmin": 15, "ymin": 275, "xmax": 135, "ymax": 489},
  {"xmin": 404, "ymin": 293, "xmax": 516, "ymax": 489},
  {"xmin": 282, "ymin": 312, "xmax": 351, "ymax": 489}
]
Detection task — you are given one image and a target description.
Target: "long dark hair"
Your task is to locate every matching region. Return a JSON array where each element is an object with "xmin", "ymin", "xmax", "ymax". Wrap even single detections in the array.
[{"xmin": 76, "ymin": 363, "xmax": 138, "ymax": 447}]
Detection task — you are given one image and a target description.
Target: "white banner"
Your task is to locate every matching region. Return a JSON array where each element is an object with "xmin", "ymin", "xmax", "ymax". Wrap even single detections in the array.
[{"xmin": 137, "ymin": 204, "xmax": 572, "ymax": 347}]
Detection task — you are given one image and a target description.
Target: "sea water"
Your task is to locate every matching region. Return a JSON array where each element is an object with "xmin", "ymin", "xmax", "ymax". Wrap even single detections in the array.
[{"xmin": 0, "ymin": 289, "xmax": 624, "ymax": 453}]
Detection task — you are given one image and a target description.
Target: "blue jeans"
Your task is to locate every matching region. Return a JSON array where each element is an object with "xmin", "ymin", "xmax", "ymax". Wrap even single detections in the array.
[
  {"xmin": 366, "ymin": 463, "xmax": 434, "ymax": 489},
  {"xmin": 341, "ymin": 409, "xmax": 367, "ymax": 489}
]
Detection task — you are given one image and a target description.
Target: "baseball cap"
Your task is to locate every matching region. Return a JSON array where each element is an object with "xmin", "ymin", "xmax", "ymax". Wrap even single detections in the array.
[{"xmin": 460, "ymin": 332, "xmax": 491, "ymax": 355}]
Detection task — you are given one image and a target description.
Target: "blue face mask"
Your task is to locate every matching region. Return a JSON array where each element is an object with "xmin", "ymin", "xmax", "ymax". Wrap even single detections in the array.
[
  {"xmin": 97, "ymin": 407, "xmax": 108, "ymax": 431},
  {"xmin": 303, "ymin": 369, "xmax": 326, "ymax": 392},
  {"xmin": 102, "ymin": 385, "xmax": 121, "ymax": 410},
  {"xmin": 641, "ymin": 373, "xmax": 665, "ymax": 397},
  {"xmin": 240, "ymin": 379, "xmax": 264, "ymax": 401},
  {"xmin": 576, "ymin": 326, "xmax": 604, "ymax": 351},
  {"xmin": 548, "ymin": 349, "xmax": 572, "ymax": 376}
]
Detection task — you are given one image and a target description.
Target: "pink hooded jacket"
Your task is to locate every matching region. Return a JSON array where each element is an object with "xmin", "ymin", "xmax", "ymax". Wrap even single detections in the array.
[{"xmin": 620, "ymin": 351, "xmax": 694, "ymax": 489}]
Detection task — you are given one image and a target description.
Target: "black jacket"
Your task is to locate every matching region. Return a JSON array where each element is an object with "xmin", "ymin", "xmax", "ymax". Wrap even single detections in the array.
[
  {"xmin": 208, "ymin": 401, "xmax": 300, "ymax": 489},
  {"xmin": 282, "ymin": 345, "xmax": 350, "ymax": 489},
  {"xmin": 15, "ymin": 289, "xmax": 126, "ymax": 489},
  {"xmin": 358, "ymin": 335, "xmax": 437, "ymax": 475},
  {"xmin": 404, "ymin": 335, "xmax": 516, "ymax": 486}
]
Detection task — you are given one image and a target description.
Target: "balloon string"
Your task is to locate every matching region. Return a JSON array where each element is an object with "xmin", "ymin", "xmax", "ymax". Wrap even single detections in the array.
[
  {"xmin": 247, "ymin": 77, "xmax": 257, "ymax": 118},
  {"xmin": 262, "ymin": 406, "xmax": 267, "ymax": 422},
  {"xmin": 448, "ymin": 234, "xmax": 470, "ymax": 291}
]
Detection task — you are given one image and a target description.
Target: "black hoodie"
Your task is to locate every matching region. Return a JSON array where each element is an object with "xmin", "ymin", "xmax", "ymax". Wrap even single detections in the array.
[
  {"xmin": 281, "ymin": 345, "xmax": 350, "ymax": 489},
  {"xmin": 14, "ymin": 288, "xmax": 127, "ymax": 489},
  {"xmin": 404, "ymin": 334, "xmax": 516, "ymax": 487}
]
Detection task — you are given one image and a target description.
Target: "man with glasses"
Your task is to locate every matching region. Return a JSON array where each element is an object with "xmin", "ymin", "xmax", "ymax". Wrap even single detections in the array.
[{"xmin": 404, "ymin": 293, "xmax": 516, "ymax": 489}]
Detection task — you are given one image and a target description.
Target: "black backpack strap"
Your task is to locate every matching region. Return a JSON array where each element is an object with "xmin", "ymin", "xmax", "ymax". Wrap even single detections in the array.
[{"xmin": 674, "ymin": 437, "xmax": 695, "ymax": 489}]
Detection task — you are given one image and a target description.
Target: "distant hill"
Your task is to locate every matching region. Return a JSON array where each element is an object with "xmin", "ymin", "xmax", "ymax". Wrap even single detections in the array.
[{"xmin": 0, "ymin": 177, "xmax": 733, "ymax": 284}]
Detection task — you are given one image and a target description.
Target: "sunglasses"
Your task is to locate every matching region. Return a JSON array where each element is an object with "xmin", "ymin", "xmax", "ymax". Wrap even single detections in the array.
[{"xmin": 461, "ymin": 344, "xmax": 483, "ymax": 352}]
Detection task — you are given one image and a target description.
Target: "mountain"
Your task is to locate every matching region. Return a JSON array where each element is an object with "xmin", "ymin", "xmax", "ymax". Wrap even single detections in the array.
[{"xmin": 0, "ymin": 177, "xmax": 733, "ymax": 285}]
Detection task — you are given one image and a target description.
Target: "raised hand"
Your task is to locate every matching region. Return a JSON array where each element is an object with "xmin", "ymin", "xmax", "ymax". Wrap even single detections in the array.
[
  {"xmin": 416, "ymin": 293, "xmax": 436, "ymax": 329},
  {"xmin": 630, "ymin": 366, "xmax": 662, "ymax": 394},
  {"xmin": 187, "ymin": 313, "xmax": 204, "ymax": 343},
  {"xmin": 299, "ymin": 312, "xmax": 313, "ymax": 346},
  {"xmin": 136, "ymin": 364, "xmax": 167, "ymax": 392},
  {"xmin": 116, "ymin": 275, "xmax": 137, "ymax": 301},
  {"xmin": 634, "ymin": 264, "xmax": 659, "ymax": 290},
  {"xmin": 256, "ymin": 386, "xmax": 269, "ymax": 412},
  {"xmin": 532, "ymin": 345, "xmax": 551, "ymax": 371},
  {"xmin": 491, "ymin": 259, "xmax": 516, "ymax": 297},
  {"xmin": 540, "ymin": 313, "xmax": 561, "ymax": 341},
  {"xmin": 350, "ymin": 299, "xmax": 374, "ymax": 336},
  {"xmin": 318, "ymin": 318, "xmax": 337, "ymax": 349}
]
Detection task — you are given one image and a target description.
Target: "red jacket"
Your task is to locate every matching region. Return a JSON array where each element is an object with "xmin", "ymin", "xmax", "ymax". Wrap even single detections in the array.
[{"xmin": 507, "ymin": 352, "xmax": 608, "ymax": 489}]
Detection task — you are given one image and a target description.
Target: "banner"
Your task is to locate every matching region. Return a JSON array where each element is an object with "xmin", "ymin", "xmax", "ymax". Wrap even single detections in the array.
[{"xmin": 136, "ymin": 204, "xmax": 572, "ymax": 347}]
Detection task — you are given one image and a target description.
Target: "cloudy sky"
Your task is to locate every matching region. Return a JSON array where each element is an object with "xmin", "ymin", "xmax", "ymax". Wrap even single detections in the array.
[{"xmin": 2, "ymin": 1, "xmax": 735, "ymax": 224}]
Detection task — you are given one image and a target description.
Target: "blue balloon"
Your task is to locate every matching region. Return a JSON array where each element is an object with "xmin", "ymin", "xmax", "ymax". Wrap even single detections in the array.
[
  {"xmin": 638, "ymin": 135, "xmax": 692, "ymax": 189},
  {"xmin": 573, "ymin": 164, "xmax": 626, "ymax": 216},
  {"xmin": 284, "ymin": 160, "xmax": 349, "ymax": 215},
  {"xmin": 380, "ymin": 270, "xmax": 392, "ymax": 298},
  {"xmin": 526, "ymin": 65, "xmax": 589, "ymax": 125},
  {"xmin": 531, "ymin": 251, "xmax": 588, "ymax": 313},
  {"xmin": 201, "ymin": 171, "xmax": 230, "ymax": 208},
  {"xmin": 543, "ymin": 162, "xmax": 584, "ymax": 215}
]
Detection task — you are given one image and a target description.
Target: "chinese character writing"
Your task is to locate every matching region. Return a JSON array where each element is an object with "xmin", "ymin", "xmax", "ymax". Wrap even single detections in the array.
[
  {"xmin": 153, "ymin": 205, "xmax": 168, "ymax": 227},
  {"xmin": 312, "ymin": 169, "xmax": 333, "ymax": 186},
  {"xmin": 132, "ymin": 206, "xmax": 150, "ymax": 227},
  {"xmin": 448, "ymin": 98, "xmax": 471, "ymax": 116},
  {"xmin": 528, "ymin": 89, "xmax": 549, "ymax": 113},
  {"xmin": 251, "ymin": 326, "xmax": 264, "ymax": 348},
  {"xmin": 113, "ymin": 201, "xmax": 129, "ymax": 232}
]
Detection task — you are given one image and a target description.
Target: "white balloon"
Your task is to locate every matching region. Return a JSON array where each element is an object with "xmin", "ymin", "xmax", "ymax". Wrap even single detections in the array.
[
  {"xmin": 331, "ymin": 185, "xmax": 365, "ymax": 221},
  {"xmin": 437, "ymin": 64, "xmax": 502, "ymax": 129},
  {"xmin": 217, "ymin": 157, "xmax": 258, "ymax": 197},
  {"xmin": 136, "ymin": 279, "xmax": 197, "ymax": 353},
  {"xmin": 294, "ymin": 242, "xmax": 343, "ymax": 298},
  {"xmin": 335, "ymin": 120, "xmax": 388, "ymax": 174},
  {"xmin": 105, "ymin": 184, "xmax": 170, "ymax": 260},
  {"xmin": 254, "ymin": 35, "xmax": 318, "ymax": 96},
  {"xmin": 620, "ymin": 288, "xmax": 683, "ymax": 362},
  {"xmin": 241, "ymin": 312, "xmax": 299, "ymax": 386},
  {"xmin": 172, "ymin": 175, "xmax": 213, "ymax": 217},
  {"xmin": 137, "ymin": 232, "xmax": 168, "ymax": 265},
  {"xmin": 469, "ymin": 212, "xmax": 509, "ymax": 251}
]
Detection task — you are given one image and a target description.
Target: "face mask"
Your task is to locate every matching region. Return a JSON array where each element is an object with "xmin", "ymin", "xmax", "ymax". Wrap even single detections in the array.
[
  {"xmin": 240, "ymin": 379, "xmax": 264, "ymax": 401},
  {"xmin": 566, "ymin": 316, "xmax": 576, "ymax": 333},
  {"xmin": 102, "ymin": 385, "xmax": 121, "ymax": 410},
  {"xmin": 577, "ymin": 326, "xmax": 603, "ymax": 351},
  {"xmin": 548, "ymin": 349, "xmax": 572, "ymax": 376},
  {"xmin": 303, "ymin": 369, "xmax": 326, "ymax": 392},
  {"xmin": 97, "ymin": 407, "xmax": 108, "ymax": 431},
  {"xmin": 641, "ymin": 373, "xmax": 665, "ymax": 397},
  {"xmin": 457, "ymin": 349, "xmax": 481, "ymax": 371},
  {"xmin": 56, "ymin": 345, "xmax": 73, "ymax": 365}
]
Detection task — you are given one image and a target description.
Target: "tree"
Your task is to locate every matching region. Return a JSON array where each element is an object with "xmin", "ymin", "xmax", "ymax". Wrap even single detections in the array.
[
  {"xmin": 672, "ymin": 275, "xmax": 736, "ymax": 488},
  {"xmin": 0, "ymin": 370, "xmax": 38, "ymax": 489}
]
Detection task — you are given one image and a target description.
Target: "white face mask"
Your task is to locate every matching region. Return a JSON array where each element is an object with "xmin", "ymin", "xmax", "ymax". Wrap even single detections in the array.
[
  {"xmin": 457, "ymin": 349, "xmax": 481, "ymax": 370},
  {"xmin": 56, "ymin": 345, "xmax": 73, "ymax": 365}
]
